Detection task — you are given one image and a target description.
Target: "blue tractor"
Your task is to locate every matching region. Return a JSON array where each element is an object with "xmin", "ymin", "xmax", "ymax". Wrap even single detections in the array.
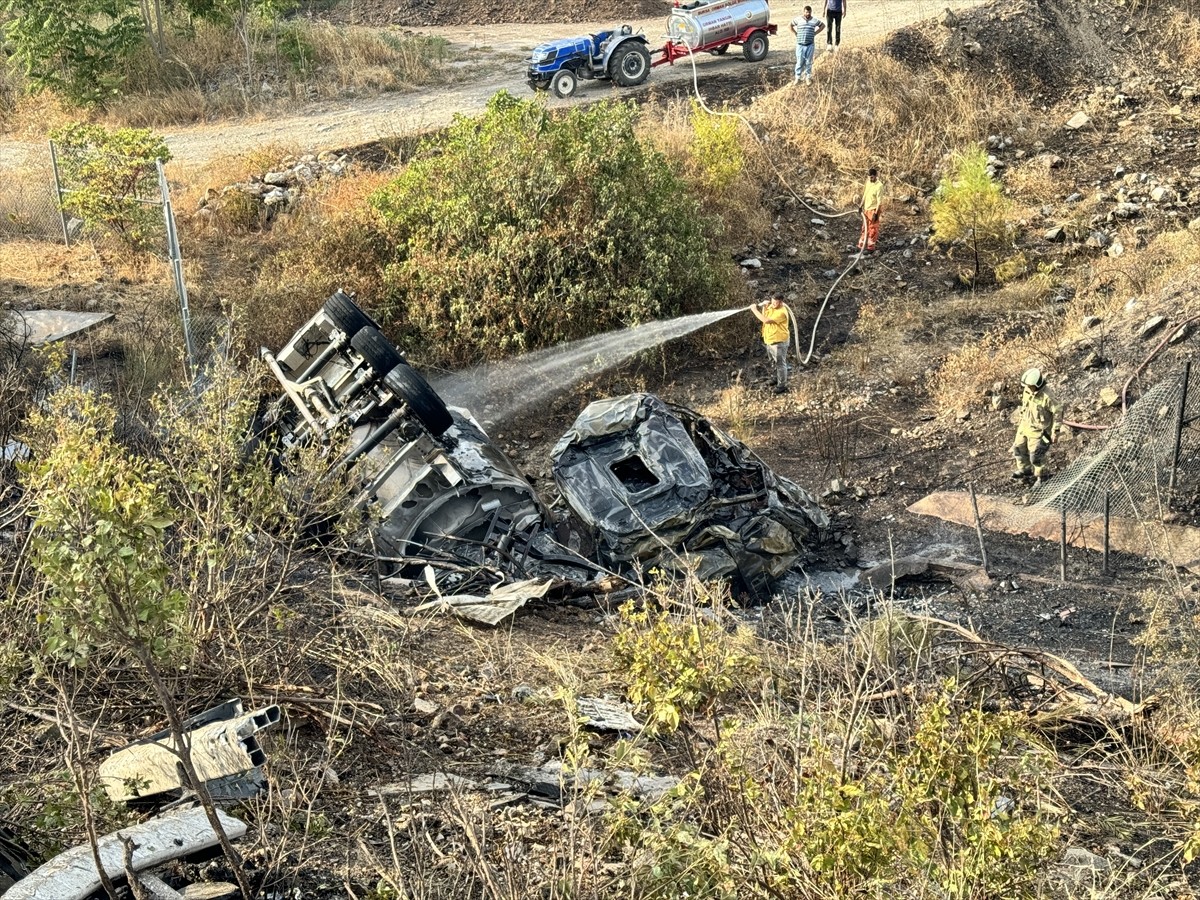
[{"xmin": 527, "ymin": 25, "xmax": 653, "ymax": 99}]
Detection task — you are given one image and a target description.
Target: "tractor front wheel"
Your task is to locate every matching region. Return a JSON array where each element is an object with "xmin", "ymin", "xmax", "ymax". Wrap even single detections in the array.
[
  {"xmin": 709, "ymin": 44, "xmax": 729, "ymax": 56},
  {"xmin": 551, "ymin": 68, "xmax": 578, "ymax": 98},
  {"xmin": 610, "ymin": 42, "xmax": 651, "ymax": 87},
  {"xmin": 743, "ymin": 31, "xmax": 769, "ymax": 62}
]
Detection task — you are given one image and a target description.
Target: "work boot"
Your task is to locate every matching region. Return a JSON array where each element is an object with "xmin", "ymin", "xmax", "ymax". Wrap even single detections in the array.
[{"xmin": 1011, "ymin": 470, "xmax": 1031, "ymax": 480}]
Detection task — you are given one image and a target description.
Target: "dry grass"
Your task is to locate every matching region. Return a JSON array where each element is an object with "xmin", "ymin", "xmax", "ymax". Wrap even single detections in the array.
[
  {"xmin": 106, "ymin": 22, "xmax": 461, "ymax": 127},
  {"xmin": 749, "ymin": 51, "xmax": 1038, "ymax": 204}
]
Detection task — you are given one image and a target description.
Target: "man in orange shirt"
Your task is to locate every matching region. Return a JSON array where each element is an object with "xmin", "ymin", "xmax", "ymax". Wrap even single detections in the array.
[
  {"xmin": 750, "ymin": 295, "xmax": 790, "ymax": 394},
  {"xmin": 858, "ymin": 168, "xmax": 882, "ymax": 252}
]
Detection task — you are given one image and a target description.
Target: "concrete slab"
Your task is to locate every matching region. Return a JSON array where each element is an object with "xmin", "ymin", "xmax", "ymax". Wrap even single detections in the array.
[
  {"xmin": 6, "ymin": 309, "xmax": 114, "ymax": 345},
  {"xmin": 908, "ymin": 490, "xmax": 1200, "ymax": 574}
]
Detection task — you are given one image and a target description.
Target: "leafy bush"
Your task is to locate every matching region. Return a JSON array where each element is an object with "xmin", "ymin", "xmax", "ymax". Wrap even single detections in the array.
[
  {"xmin": 612, "ymin": 588, "xmax": 759, "ymax": 734},
  {"xmin": 689, "ymin": 100, "xmax": 745, "ymax": 192},
  {"xmin": 369, "ymin": 92, "xmax": 727, "ymax": 364},
  {"xmin": 50, "ymin": 122, "xmax": 171, "ymax": 249},
  {"xmin": 930, "ymin": 145, "xmax": 1014, "ymax": 283},
  {"xmin": 2, "ymin": 0, "xmax": 145, "ymax": 106}
]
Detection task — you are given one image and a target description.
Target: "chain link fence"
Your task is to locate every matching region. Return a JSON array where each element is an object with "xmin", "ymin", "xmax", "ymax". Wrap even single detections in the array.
[
  {"xmin": 0, "ymin": 145, "xmax": 66, "ymax": 243},
  {"xmin": 17, "ymin": 140, "xmax": 227, "ymax": 381}
]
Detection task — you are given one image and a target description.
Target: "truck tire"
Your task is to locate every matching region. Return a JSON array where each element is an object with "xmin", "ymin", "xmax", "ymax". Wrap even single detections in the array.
[
  {"xmin": 551, "ymin": 68, "xmax": 577, "ymax": 98},
  {"xmin": 323, "ymin": 290, "xmax": 375, "ymax": 338},
  {"xmin": 610, "ymin": 42, "xmax": 651, "ymax": 87},
  {"xmin": 384, "ymin": 363, "xmax": 453, "ymax": 436},
  {"xmin": 743, "ymin": 31, "xmax": 769, "ymax": 62},
  {"xmin": 351, "ymin": 326, "xmax": 405, "ymax": 376}
]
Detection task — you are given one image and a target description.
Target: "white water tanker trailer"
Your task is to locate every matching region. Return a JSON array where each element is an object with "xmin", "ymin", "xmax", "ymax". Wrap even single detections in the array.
[{"xmin": 527, "ymin": 0, "xmax": 776, "ymax": 98}]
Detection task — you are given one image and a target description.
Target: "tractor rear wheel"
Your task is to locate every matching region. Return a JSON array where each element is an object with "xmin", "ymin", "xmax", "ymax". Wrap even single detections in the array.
[
  {"xmin": 384, "ymin": 364, "xmax": 453, "ymax": 436},
  {"xmin": 743, "ymin": 31, "xmax": 769, "ymax": 62},
  {"xmin": 551, "ymin": 68, "xmax": 577, "ymax": 98},
  {"xmin": 610, "ymin": 42, "xmax": 651, "ymax": 87}
]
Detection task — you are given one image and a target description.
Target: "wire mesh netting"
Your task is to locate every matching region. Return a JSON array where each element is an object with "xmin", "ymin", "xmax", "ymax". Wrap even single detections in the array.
[
  {"xmin": 0, "ymin": 147, "xmax": 64, "ymax": 243},
  {"xmin": 1024, "ymin": 368, "xmax": 1198, "ymax": 521}
]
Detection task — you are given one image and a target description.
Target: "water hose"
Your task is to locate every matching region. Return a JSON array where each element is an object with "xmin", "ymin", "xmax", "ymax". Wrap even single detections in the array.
[{"xmin": 680, "ymin": 42, "xmax": 866, "ymax": 364}]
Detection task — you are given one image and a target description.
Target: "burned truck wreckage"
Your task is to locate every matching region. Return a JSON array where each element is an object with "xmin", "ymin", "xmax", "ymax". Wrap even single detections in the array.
[{"xmin": 261, "ymin": 293, "xmax": 829, "ymax": 597}]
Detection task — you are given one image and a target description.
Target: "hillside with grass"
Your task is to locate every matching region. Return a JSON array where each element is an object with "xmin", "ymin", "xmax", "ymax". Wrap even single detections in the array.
[{"xmin": 2, "ymin": 0, "xmax": 1200, "ymax": 895}]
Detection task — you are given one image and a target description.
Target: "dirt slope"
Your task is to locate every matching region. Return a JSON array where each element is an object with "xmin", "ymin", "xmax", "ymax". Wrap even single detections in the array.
[{"xmin": 302, "ymin": 0, "xmax": 669, "ymax": 26}]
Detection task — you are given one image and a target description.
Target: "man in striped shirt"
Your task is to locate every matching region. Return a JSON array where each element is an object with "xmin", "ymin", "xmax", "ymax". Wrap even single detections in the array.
[{"xmin": 790, "ymin": 6, "xmax": 825, "ymax": 84}]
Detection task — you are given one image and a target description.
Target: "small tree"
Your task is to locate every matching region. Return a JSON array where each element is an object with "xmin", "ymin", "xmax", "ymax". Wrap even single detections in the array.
[
  {"xmin": 1, "ymin": 0, "xmax": 144, "ymax": 106},
  {"xmin": 23, "ymin": 386, "xmax": 254, "ymax": 899},
  {"xmin": 50, "ymin": 122, "xmax": 171, "ymax": 249},
  {"xmin": 929, "ymin": 145, "xmax": 1012, "ymax": 283}
]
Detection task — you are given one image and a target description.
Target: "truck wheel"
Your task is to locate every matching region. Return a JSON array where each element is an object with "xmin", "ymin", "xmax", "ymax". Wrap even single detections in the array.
[
  {"xmin": 743, "ymin": 31, "xmax": 769, "ymax": 62},
  {"xmin": 323, "ymin": 290, "xmax": 376, "ymax": 338},
  {"xmin": 351, "ymin": 326, "xmax": 405, "ymax": 376},
  {"xmin": 551, "ymin": 68, "xmax": 577, "ymax": 98},
  {"xmin": 384, "ymin": 363, "xmax": 453, "ymax": 436},
  {"xmin": 610, "ymin": 42, "xmax": 651, "ymax": 87},
  {"xmin": 709, "ymin": 44, "xmax": 730, "ymax": 55}
]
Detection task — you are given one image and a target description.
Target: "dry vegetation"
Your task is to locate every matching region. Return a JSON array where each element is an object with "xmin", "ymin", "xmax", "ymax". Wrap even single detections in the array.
[{"xmin": 2, "ymin": 0, "xmax": 1200, "ymax": 895}]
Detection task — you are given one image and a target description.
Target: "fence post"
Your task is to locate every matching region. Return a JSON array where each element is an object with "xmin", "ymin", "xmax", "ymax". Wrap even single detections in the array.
[
  {"xmin": 1102, "ymin": 491, "xmax": 1110, "ymax": 577},
  {"xmin": 1169, "ymin": 360, "xmax": 1191, "ymax": 493},
  {"xmin": 48, "ymin": 141, "xmax": 70, "ymax": 247},
  {"xmin": 157, "ymin": 160, "xmax": 196, "ymax": 380}
]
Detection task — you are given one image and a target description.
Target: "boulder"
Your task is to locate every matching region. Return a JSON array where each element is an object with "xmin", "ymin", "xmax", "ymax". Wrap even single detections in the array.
[{"xmin": 1138, "ymin": 315, "xmax": 1167, "ymax": 339}]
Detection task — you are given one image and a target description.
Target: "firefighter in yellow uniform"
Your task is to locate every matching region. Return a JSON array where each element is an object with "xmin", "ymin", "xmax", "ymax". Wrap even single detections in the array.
[
  {"xmin": 749, "ymin": 295, "xmax": 790, "ymax": 393},
  {"xmin": 1011, "ymin": 368, "xmax": 1061, "ymax": 481}
]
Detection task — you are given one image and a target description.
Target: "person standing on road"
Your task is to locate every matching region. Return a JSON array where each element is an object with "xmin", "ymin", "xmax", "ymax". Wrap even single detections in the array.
[
  {"xmin": 824, "ymin": 0, "xmax": 845, "ymax": 51},
  {"xmin": 749, "ymin": 295, "xmax": 790, "ymax": 394},
  {"xmin": 1011, "ymin": 368, "xmax": 1061, "ymax": 483},
  {"xmin": 858, "ymin": 167, "xmax": 882, "ymax": 252},
  {"xmin": 790, "ymin": 7, "xmax": 825, "ymax": 85}
]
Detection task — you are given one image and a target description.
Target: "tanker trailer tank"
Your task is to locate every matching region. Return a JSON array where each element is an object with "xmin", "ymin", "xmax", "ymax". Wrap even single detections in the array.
[
  {"xmin": 667, "ymin": 0, "xmax": 771, "ymax": 50},
  {"xmin": 654, "ymin": 0, "xmax": 775, "ymax": 64}
]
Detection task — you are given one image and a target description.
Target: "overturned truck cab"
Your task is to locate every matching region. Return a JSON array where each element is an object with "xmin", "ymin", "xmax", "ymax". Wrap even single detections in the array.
[
  {"xmin": 552, "ymin": 393, "xmax": 828, "ymax": 594},
  {"xmin": 262, "ymin": 294, "xmax": 827, "ymax": 593}
]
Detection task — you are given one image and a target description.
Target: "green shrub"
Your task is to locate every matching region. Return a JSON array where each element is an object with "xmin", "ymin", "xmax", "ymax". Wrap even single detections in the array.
[
  {"xmin": 612, "ymin": 592, "xmax": 760, "ymax": 734},
  {"xmin": 369, "ymin": 92, "xmax": 727, "ymax": 365},
  {"xmin": 50, "ymin": 122, "xmax": 171, "ymax": 250},
  {"xmin": 689, "ymin": 100, "xmax": 744, "ymax": 192},
  {"xmin": 930, "ymin": 145, "xmax": 1013, "ymax": 283}
]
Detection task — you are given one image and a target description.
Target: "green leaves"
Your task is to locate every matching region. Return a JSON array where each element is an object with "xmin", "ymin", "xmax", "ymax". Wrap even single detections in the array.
[
  {"xmin": 2, "ymin": 0, "xmax": 145, "ymax": 106},
  {"xmin": 50, "ymin": 122, "xmax": 171, "ymax": 250},
  {"xmin": 930, "ymin": 144, "xmax": 1014, "ymax": 283},
  {"xmin": 368, "ymin": 92, "xmax": 725, "ymax": 366}
]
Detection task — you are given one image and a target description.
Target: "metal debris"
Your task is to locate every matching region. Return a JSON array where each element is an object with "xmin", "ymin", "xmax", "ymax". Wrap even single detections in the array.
[
  {"xmin": 4, "ymin": 310, "xmax": 114, "ymax": 346},
  {"xmin": 576, "ymin": 696, "xmax": 642, "ymax": 732},
  {"xmin": 412, "ymin": 576, "xmax": 556, "ymax": 625},
  {"xmin": 98, "ymin": 699, "xmax": 280, "ymax": 803},
  {"xmin": 3, "ymin": 807, "xmax": 246, "ymax": 900}
]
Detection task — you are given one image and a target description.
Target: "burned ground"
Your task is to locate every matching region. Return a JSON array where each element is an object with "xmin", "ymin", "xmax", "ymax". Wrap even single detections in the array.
[{"xmin": 3, "ymin": 0, "xmax": 1200, "ymax": 895}]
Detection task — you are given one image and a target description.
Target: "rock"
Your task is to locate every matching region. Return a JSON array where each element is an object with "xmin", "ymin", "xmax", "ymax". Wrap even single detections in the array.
[
  {"xmin": 180, "ymin": 885, "xmax": 240, "ymax": 900},
  {"xmin": 1037, "ymin": 153, "xmax": 1064, "ymax": 169},
  {"xmin": 1189, "ymin": 216, "xmax": 1200, "ymax": 232},
  {"xmin": 1106, "ymin": 240, "xmax": 1125, "ymax": 257},
  {"xmin": 1169, "ymin": 322, "xmax": 1193, "ymax": 344},
  {"xmin": 1150, "ymin": 185, "xmax": 1174, "ymax": 202},
  {"xmin": 263, "ymin": 170, "xmax": 291, "ymax": 187},
  {"xmin": 962, "ymin": 40, "xmax": 982, "ymax": 55},
  {"xmin": 1138, "ymin": 315, "xmax": 1167, "ymax": 338},
  {"xmin": 824, "ymin": 269, "xmax": 839, "ymax": 278},
  {"xmin": 1061, "ymin": 847, "xmax": 1111, "ymax": 881},
  {"xmin": 940, "ymin": 7, "xmax": 958, "ymax": 27},
  {"xmin": 262, "ymin": 187, "xmax": 288, "ymax": 207},
  {"xmin": 513, "ymin": 684, "xmax": 535, "ymax": 702},
  {"xmin": 956, "ymin": 408, "xmax": 970, "ymax": 422},
  {"xmin": 1044, "ymin": 225, "xmax": 1065, "ymax": 242},
  {"xmin": 413, "ymin": 697, "xmax": 438, "ymax": 715},
  {"xmin": 1080, "ymin": 351, "xmax": 1104, "ymax": 370},
  {"xmin": 1100, "ymin": 386, "xmax": 1120, "ymax": 407},
  {"xmin": 740, "ymin": 258, "xmax": 762, "ymax": 268},
  {"xmin": 1113, "ymin": 165, "xmax": 1126, "ymax": 178},
  {"xmin": 1065, "ymin": 192, "xmax": 1083, "ymax": 203},
  {"xmin": 1082, "ymin": 315, "xmax": 1101, "ymax": 329},
  {"xmin": 810, "ymin": 218, "xmax": 827, "ymax": 226},
  {"xmin": 1084, "ymin": 231, "xmax": 1110, "ymax": 249},
  {"xmin": 1065, "ymin": 111, "xmax": 1091, "ymax": 129},
  {"xmin": 1112, "ymin": 202, "xmax": 1140, "ymax": 218}
]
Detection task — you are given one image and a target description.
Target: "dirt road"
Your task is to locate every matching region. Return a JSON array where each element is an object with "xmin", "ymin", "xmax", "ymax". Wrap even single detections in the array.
[{"xmin": 154, "ymin": 0, "xmax": 976, "ymax": 167}]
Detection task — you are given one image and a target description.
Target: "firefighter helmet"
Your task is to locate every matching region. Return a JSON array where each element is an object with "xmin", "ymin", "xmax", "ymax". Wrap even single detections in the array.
[{"xmin": 1021, "ymin": 367, "xmax": 1045, "ymax": 391}]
